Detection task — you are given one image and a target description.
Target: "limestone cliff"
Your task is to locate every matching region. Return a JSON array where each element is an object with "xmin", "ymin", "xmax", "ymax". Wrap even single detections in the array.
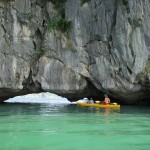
[{"xmin": 0, "ymin": 0, "xmax": 150, "ymax": 104}]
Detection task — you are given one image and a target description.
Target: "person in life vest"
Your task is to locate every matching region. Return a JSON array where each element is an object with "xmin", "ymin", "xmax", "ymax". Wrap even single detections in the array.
[
  {"xmin": 88, "ymin": 98, "xmax": 94, "ymax": 104},
  {"xmin": 103, "ymin": 94, "xmax": 110, "ymax": 105}
]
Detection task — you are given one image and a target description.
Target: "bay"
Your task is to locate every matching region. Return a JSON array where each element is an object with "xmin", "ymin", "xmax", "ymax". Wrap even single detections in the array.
[{"xmin": 0, "ymin": 103, "xmax": 150, "ymax": 150}]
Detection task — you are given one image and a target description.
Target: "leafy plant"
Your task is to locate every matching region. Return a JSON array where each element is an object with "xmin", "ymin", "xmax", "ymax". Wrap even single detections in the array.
[
  {"xmin": 116, "ymin": 0, "xmax": 128, "ymax": 6},
  {"xmin": 93, "ymin": 14, "xmax": 98, "ymax": 22},
  {"xmin": 122, "ymin": 0, "xmax": 128, "ymax": 6},
  {"xmin": 36, "ymin": 0, "xmax": 66, "ymax": 17},
  {"xmin": 34, "ymin": 49, "xmax": 45, "ymax": 59},
  {"xmin": 47, "ymin": 17, "xmax": 71, "ymax": 33},
  {"xmin": 23, "ymin": 12, "xmax": 38, "ymax": 21},
  {"xmin": 36, "ymin": 0, "xmax": 71, "ymax": 32},
  {"xmin": 3, "ymin": 33, "xmax": 10, "ymax": 46},
  {"xmin": 133, "ymin": 18, "xmax": 143, "ymax": 28},
  {"xmin": 94, "ymin": 34, "xmax": 102, "ymax": 41},
  {"xmin": 36, "ymin": 0, "xmax": 50, "ymax": 6},
  {"xmin": 0, "ymin": 0, "xmax": 13, "ymax": 2},
  {"xmin": 51, "ymin": 0, "xmax": 67, "ymax": 18}
]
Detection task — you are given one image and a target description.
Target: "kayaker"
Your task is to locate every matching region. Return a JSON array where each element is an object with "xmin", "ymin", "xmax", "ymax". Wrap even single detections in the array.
[
  {"xmin": 88, "ymin": 98, "xmax": 94, "ymax": 104},
  {"xmin": 103, "ymin": 94, "xmax": 110, "ymax": 105}
]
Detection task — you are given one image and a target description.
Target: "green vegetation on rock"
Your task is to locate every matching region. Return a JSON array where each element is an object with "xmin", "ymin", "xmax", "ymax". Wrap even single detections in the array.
[
  {"xmin": 35, "ymin": 49, "xmax": 45, "ymax": 58},
  {"xmin": 0, "ymin": 0, "xmax": 13, "ymax": 2},
  {"xmin": 36, "ymin": 0, "xmax": 66, "ymax": 17},
  {"xmin": 35, "ymin": 0, "xmax": 72, "ymax": 33},
  {"xmin": 51, "ymin": 0, "xmax": 67, "ymax": 18},
  {"xmin": 116, "ymin": 0, "xmax": 128, "ymax": 6},
  {"xmin": 23, "ymin": 12, "xmax": 38, "ymax": 21},
  {"xmin": 36, "ymin": 0, "xmax": 50, "ymax": 6},
  {"xmin": 44, "ymin": 0, "xmax": 72, "ymax": 33},
  {"xmin": 47, "ymin": 17, "xmax": 71, "ymax": 33},
  {"xmin": 94, "ymin": 34, "xmax": 102, "ymax": 41},
  {"xmin": 133, "ymin": 18, "xmax": 143, "ymax": 28}
]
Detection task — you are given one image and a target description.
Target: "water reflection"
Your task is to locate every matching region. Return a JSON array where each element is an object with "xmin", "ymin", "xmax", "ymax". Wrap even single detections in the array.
[{"xmin": 73, "ymin": 105, "xmax": 120, "ymax": 115}]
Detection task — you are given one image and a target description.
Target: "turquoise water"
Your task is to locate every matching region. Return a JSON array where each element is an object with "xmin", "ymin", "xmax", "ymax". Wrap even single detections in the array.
[{"xmin": 0, "ymin": 103, "xmax": 150, "ymax": 150}]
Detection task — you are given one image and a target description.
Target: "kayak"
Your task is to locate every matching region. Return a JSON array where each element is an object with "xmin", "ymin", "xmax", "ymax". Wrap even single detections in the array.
[{"xmin": 77, "ymin": 102, "xmax": 120, "ymax": 109}]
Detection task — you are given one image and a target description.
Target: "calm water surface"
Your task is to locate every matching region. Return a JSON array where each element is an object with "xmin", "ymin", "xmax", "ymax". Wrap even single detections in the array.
[{"xmin": 0, "ymin": 103, "xmax": 150, "ymax": 150}]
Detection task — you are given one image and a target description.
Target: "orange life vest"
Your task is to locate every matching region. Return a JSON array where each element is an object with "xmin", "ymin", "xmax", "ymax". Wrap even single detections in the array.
[{"xmin": 104, "ymin": 98, "xmax": 110, "ymax": 104}]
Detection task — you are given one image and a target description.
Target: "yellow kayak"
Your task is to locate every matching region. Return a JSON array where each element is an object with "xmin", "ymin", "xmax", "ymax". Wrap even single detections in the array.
[{"xmin": 77, "ymin": 102, "xmax": 120, "ymax": 109}]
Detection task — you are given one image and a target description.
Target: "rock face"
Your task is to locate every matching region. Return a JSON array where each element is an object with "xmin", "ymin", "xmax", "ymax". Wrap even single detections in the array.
[{"xmin": 0, "ymin": 0, "xmax": 150, "ymax": 104}]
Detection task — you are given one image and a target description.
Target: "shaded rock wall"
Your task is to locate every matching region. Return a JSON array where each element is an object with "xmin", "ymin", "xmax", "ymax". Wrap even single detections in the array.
[{"xmin": 0, "ymin": 0, "xmax": 150, "ymax": 104}]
